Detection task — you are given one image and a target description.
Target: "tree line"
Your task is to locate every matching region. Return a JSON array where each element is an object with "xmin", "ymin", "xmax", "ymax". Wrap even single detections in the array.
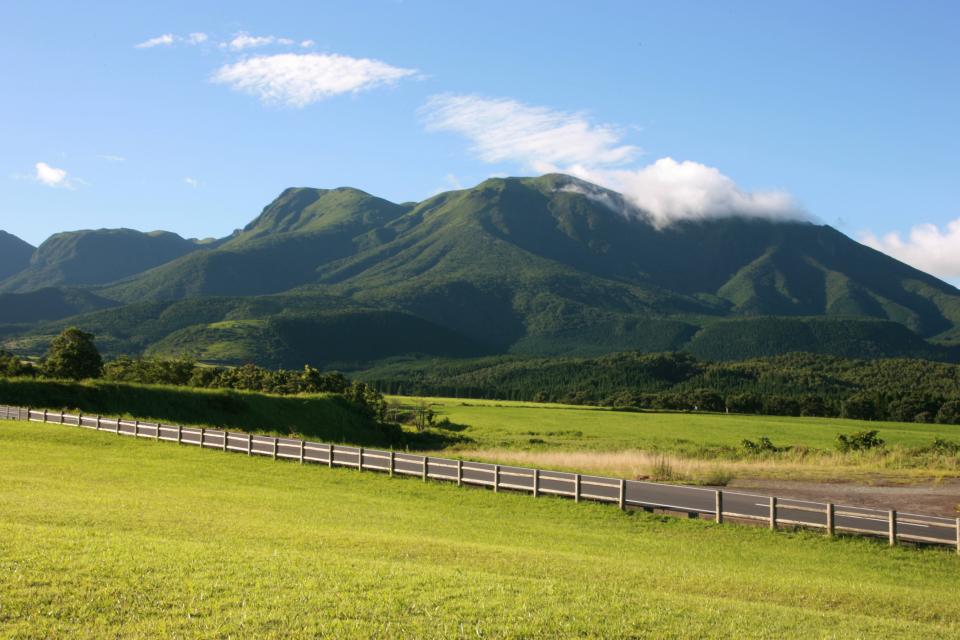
[{"xmin": 0, "ymin": 328, "xmax": 386, "ymax": 422}]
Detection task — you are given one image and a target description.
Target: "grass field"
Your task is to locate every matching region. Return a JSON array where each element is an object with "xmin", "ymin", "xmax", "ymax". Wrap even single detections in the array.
[
  {"xmin": 392, "ymin": 397, "xmax": 960, "ymax": 483},
  {"xmin": 1, "ymin": 419, "xmax": 959, "ymax": 638}
]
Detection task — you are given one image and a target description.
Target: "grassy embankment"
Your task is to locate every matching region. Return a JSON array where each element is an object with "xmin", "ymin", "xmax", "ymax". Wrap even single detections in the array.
[
  {"xmin": 393, "ymin": 397, "xmax": 960, "ymax": 484},
  {"xmin": 0, "ymin": 377, "xmax": 410, "ymax": 447},
  {"xmin": 1, "ymin": 419, "xmax": 958, "ymax": 638}
]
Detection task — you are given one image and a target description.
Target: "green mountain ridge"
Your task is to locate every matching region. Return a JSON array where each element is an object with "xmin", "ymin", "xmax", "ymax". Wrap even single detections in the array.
[
  {"xmin": 3, "ymin": 174, "xmax": 960, "ymax": 365},
  {"xmin": 0, "ymin": 228, "xmax": 201, "ymax": 292},
  {"xmin": 0, "ymin": 231, "xmax": 34, "ymax": 281}
]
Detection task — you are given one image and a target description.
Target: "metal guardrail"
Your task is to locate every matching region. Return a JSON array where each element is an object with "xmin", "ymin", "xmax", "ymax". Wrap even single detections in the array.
[{"xmin": 2, "ymin": 404, "xmax": 958, "ymax": 552}]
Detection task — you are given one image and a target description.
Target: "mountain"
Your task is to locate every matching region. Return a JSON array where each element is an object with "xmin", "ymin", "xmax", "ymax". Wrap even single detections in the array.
[
  {"xmin": 0, "ymin": 231, "xmax": 34, "ymax": 281},
  {"xmin": 0, "ymin": 228, "xmax": 201, "ymax": 292},
  {"xmin": 5, "ymin": 175, "xmax": 960, "ymax": 365}
]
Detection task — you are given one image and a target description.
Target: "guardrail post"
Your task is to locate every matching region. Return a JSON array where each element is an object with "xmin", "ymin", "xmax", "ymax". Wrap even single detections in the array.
[
  {"xmin": 533, "ymin": 469, "xmax": 540, "ymax": 497},
  {"xmin": 177, "ymin": 425, "xmax": 183, "ymax": 444},
  {"xmin": 200, "ymin": 427, "xmax": 205, "ymax": 447},
  {"xmin": 359, "ymin": 447, "xmax": 364, "ymax": 472},
  {"xmin": 299, "ymin": 440, "xmax": 305, "ymax": 464},
  {"xmin": 77, "ymin": 411, "xmax": 82, "ymax": 427},
  {"xmin": 116, "ymin": 418, "xmax": 121, "ymax": 435},
  {"xmin": 389, "ymin": 450, "xmax": 395, "ymax": 478},
  {"xmin": 826, "ymin": 503, "xmax": 835, "ymax": 537},
  {"xmin": 328, "ymin": 444, "xmax": 334, "ymax": 467},
  {"xmin": 247, "ymin": 433, "xmax": 252, "ymax": 455},
  {"xmin": 456, "ymin": 459, "xmax": 463, "ymax": 487},
  {"xmin": 715, "ymin": 490, "xmax": 724, "ymax": 524},
  {"xmin": 618, "ymin": 479, "xmax": 626, "ymax": 511},
  {"xmin": 134, "ymin": 420, "xmax": 139, "ymax": 437},
  {"xmin": 422, "ymin": 456, "xmax": 428, "ymax": 482},
  {"xmin": 156, "ymin": 423, "xmax": 161, "ymax": 441},
  {"xmin": 888, "ymin": 510, "xmax": 897, "ymax": 546},
  {"xmin": 43, "ymin": 409, "xmax": 48, "ymax": 423},
  {"xmin": 273, "ymin": 437, "xmax": 278, "ymax": 460},
  {"xmin": 769, "ymin": 497, "xmax": 777, "ymax": 530},
  {"xmin": 96, "ymin": 415, "xmax": 102, "ymax": 431},
  {"xmin": 956, "ymin": 518, "xmax": 959, "ymax": 555},
  {"xmin": 222, "ymin": 431, "xmax": 228, "ymax": 452},
  {"xmin": 574, "ymin": 474, "xmax": 581, "ymax": 503},
  {"xmin": 59, "ymin": 410, "xmax": 64, "ymax": 424},
  {"xmin": 493, "ymin": 465, "xmax": 500, "ymax": 492}
]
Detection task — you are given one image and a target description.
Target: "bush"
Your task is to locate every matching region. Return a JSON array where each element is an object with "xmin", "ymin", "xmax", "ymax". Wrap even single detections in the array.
[
  {"xmin": 836, "ymin": 430, "xmax": 885, "ymax": 452},
  {"xmin": 741, "ymin": 436, "xmax": 784, "ymax": 454},
  {"xmin": 0, "ymin": 350, "xmax": 37, "ymax": 377}
]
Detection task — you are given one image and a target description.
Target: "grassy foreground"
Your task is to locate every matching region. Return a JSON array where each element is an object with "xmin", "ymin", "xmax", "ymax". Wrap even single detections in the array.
[
  {"xmin": 398, "ymin": 397, "xmax": 960, "ymax": 483},
  {"xmin": 1, "ymin": 420, "xmax": 958, "ymax": 638}
]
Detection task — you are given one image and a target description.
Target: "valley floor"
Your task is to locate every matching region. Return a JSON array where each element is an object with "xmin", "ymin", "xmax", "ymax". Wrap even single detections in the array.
[{"xmin": 1, "ymin": 419, "xmax": 958, "ymax": 638}]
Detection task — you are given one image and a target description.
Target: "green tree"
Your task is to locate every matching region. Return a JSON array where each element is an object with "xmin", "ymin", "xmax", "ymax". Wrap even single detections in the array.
[
  {"xmin": 43, "ymin": 328, "xmax": 103, "ymax": 380},
  {"xmin": 936, "ymin": 400, "xmax": 960, "ymax": 425}
]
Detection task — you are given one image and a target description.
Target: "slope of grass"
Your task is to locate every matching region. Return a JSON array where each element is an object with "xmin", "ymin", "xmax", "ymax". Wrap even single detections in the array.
[
  {"xmin": 1, "ymin": 419, "xmax": 957, "ymax": 638},
  {"xmin": 0, "ymin": 378, "xmax": 405, "ymax": 446}
]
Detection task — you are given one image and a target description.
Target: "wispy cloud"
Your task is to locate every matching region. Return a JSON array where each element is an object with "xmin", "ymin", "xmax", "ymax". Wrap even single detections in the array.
[
  {"xmin": 212, "ymin": 53, "xmax": 417, "ymax": 107},
  {"xmin": 421, "ymin": 93, "xmax": 804, "ymax": 227},
  {"xmin": 135, "ymin": 33, "xmax": 175, "ymax": 49},
  {"xmin": 861, "ymin": 220, "xmax": 960, "ymax": 281},
  {"xmin": 96, "ymin": 154, "xmax": 126, "ymax": 163},
  {"xmin": 422, "ymin": 94, "xmax": 639, "ymax": 169},
  {"xmin": 225, "ymin": 32, "xmax": 276, "ymax": 50},
  {"xmin": 184, "ymin": 177, "xmax": 200, "ymax": 188},
  {"xmin": 135, "ymin": 32, "xmax": 208, "ymax": 49},
  {"xmin": 34, "ymin": 162, "xmax": 75, "ymax": 188}
]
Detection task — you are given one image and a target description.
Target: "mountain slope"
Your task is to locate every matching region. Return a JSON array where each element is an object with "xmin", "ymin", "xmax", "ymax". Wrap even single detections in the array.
[
  {"xmin": 0, "ymin": 228, "xmax": 200, "ymax": 292},
  {"xmin": 0, "ymin": 231, "xmax": 35, "ymax": 281},
  {"xmin": 5, "ymin": 174, "xmax": 960, "ymax": 364}
]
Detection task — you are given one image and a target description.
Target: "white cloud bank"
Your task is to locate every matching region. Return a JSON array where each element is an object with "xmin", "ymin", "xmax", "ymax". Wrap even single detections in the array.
[
  {"xmin": 421, "ymin": 94, "xmax": 804, "ymax": 227},
  {"xmin": 212, "ymin": 53, "xmax": 417, "ymax": 107},
  {"xmin": 34, "ymin": 162, "xmax": 73, "ymax": 188},
  {"xmin": 861, "ymin": 220, "xmax": 960, "ymax": 281}
]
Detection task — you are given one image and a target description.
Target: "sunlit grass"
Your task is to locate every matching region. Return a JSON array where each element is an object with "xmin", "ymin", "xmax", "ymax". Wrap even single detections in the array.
[{"xmin": 1, "ymin": 419, "xmax": 958, "ymax": 638}]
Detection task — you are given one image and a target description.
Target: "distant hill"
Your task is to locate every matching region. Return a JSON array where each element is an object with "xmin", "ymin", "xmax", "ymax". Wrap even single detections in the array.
[
  {"xmin": 0, "ymin": 231, "xmax": 34, "ymax": 281},
  {"xmin": 0, "ymin": 288, "xmax": 117, "ymax": 324},
  {"xmin": 4, "ymin": 175, "xmax": 960, "ymax": 364},
  {"xmin": 0, "ymin": 228, "xmax": 200, "ymax": 292}
]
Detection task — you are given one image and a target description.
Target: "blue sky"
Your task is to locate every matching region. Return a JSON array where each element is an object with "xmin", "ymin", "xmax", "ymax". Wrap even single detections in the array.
[{"xmin": 2, "ymin": 1, "xmax": 959, "ymax": 279}]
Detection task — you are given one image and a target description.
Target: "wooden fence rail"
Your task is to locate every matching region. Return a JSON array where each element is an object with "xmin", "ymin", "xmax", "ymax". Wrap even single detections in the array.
[{"xmin": 2, "ymin": 404, "xmax": 958, "ymax": 553}]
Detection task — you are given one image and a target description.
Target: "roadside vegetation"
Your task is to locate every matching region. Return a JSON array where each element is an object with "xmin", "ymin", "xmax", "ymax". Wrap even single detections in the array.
[{"xmin": 1, "ymin": 419, "xmax": 958, "ymax": 638}]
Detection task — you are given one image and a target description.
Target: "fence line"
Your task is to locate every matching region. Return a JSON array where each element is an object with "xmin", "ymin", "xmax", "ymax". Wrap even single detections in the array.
[{"xmin": 2, "ymin": 404, "xmax": 958, "ymax": 552}]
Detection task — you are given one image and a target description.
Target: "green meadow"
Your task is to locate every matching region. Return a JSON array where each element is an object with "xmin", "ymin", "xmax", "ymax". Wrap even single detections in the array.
[{"xmin": 1, "ymin": 419, "xmax": 959, "ymax": 638}]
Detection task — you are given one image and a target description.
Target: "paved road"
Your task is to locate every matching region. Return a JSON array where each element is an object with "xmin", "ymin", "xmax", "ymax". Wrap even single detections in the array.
[{"xmin": 6, "ymin": 406, "xmax": 957, "ymax": 548}]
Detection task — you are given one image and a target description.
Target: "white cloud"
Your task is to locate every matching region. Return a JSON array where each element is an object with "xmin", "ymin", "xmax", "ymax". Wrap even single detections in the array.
[
  {"xmin": 300, "ymin": 39, "xmax": 315, "ymax": 48},
  {"xmin": 861, "ymin": 220, "xmax": 960, "ymax": 280},
  {"xmin": 226, "ymin": 32, "xmax": 276, "ymax": 50},
  {"xmin": 212, "ymin": 53, "xmax": 417, "ymax": 107},
  {"xmin": 96, "ymin": 154, "xmax": 126, "ymax": 162},
  {"xmin": 184, "ymin": 177, "xmax": 199, "ymax": 188},
  {"xmin": 135, "ymin": 33, "xmax": 175, "ymax": 49},
  {"xmin": 136, "ymin": 32, "xmax": 208, "ymax": 48},
  {"xmin": 422, "ymin": 94, "xmax": 639, "ymax": 169},
  {"xmin": 421, "ymin": 93, "xmax": 804, "ymax": 227},
  {"xmin": 34, "ymin": 162, "xmax": 73, "ymax": 188}
]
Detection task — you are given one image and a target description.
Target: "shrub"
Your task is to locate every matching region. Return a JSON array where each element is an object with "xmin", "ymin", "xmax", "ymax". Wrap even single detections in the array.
[
  {"xmin": 836, "ymin": 430, "xmax": 885, "ymax": 453},
  {"xmin": 841, "ymin": 394, "xmax": 878, "ymax": 421},
  {"xmin": 741, "ymin": 436, "xmax": 784, "ymax": 454}
]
